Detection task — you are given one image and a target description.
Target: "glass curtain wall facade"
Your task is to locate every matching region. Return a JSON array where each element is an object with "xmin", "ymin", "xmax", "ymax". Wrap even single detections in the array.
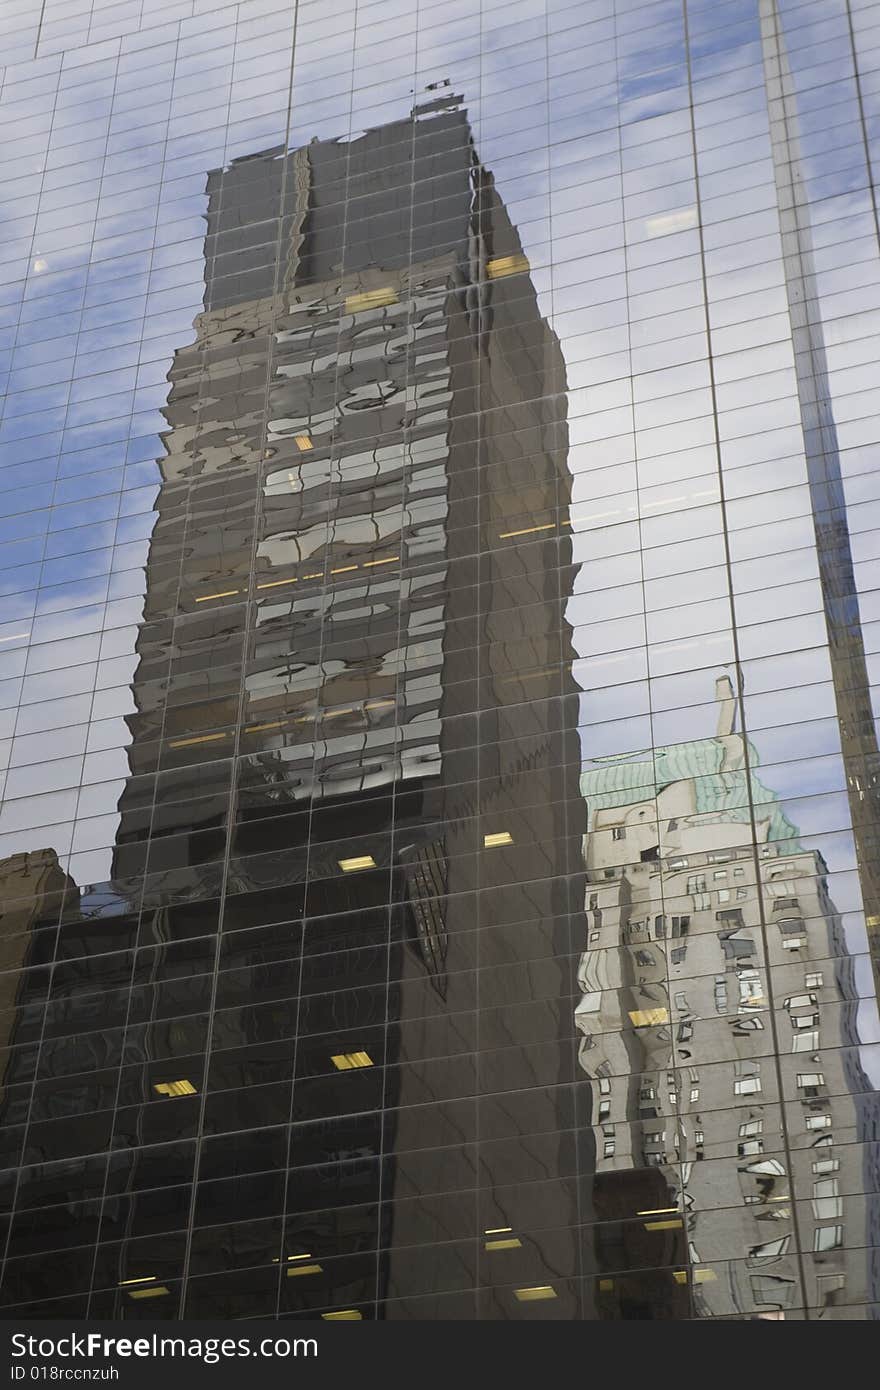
[{"xmin": 0, "ymin": 0, "xmax": 878, "ymax": 1322}]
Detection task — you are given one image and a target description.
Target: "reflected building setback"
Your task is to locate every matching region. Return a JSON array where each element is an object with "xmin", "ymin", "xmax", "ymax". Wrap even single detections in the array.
[{"xmin": 0, "ymin": 0, "xmax": 879, "ymax": 1324}]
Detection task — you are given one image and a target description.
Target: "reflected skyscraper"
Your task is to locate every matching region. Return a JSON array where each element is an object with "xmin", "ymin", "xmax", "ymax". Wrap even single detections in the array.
[
  {"xmin": 0, "ymin": 95, "xmax": 587, "ymax": 1319},
  {"xmin": 0, "ymin": 0, "xmax": 879, "ymax": 1324}
]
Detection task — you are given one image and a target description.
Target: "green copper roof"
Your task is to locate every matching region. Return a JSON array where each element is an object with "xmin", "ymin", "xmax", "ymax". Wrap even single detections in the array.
[{"xmin": 580, "ymin": 735, "xmax": 800, "ymax": 845}]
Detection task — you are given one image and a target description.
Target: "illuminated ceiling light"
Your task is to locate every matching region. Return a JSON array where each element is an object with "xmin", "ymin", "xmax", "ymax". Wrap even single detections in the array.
[
  {"xmin": 330, "ymin": 564, "xmax": 358, "ymax": 575},
  {"xmin": 637, "ymin": 1207, "xmax": 679, "ymax": 1217},
  {"xmin": 514, "ymin": 1286, "xmax": 557, "ymax": 1302},
  {"xmin": 128, "ymin": 1286, "xmax": 170, "ymax": 1300},
  {"xmin": 119, "ymin": 1276, "xmax": 157, "ymax": 1287},
  {"xmin": 331, "ymin": 1051, "xmax": 374, "ymax": 1071},
  {"xmin": 322, "ymin": 1310, "xmax": 363, "ymax": 1320},
  {"xmin": 256, "ymin": 576, "xmax": 298, "ymax": 589},
  {"xmin": 498, "ymin": 522, "xmax": 555, "ymax": 539},
  {"xmin": 345, "ymin": 287, "xmax": 397, "ymax": 313},
  {"xmin": 628, "ymin": 1008, "xmax": 669, "ymax": 1028},
  {"xmin": 486, "ymin": 254, "xmax": 529, "ymax": 279},
  {"xmin": 362, "ymin": 555, "xmax": 399, "ymax": 567},
  {"xmin": 294, "ymin": 434, "xmax": 313, "ymax": 450},
  {"xmin": 484, "ymin": 1227, "xmax": 513, "ymax": 1235},
  {"xmin": 0, "ymin": 632, "xmax": 30, "ymax": 643},
  {"xmin": 153, "ymin": 1079, "xmax": 197, "ymax": 1097},
  {"xmin": 168, "ymin": 733, "xmax": 227, "ymax": 749},
  {"xmin": 484, "ymin": 832, "xmax": 513, "ymax": 848},
  {"xmin": 485, "ymin": 1237, "xmax": 522, "ymax": 1251},
  {"xmin": 32, "ymin": 257, "xmax": 48, "ymax": 273},
  {"xmin": 194, "ymin": 589, "xmax": 240, "ymax": 602},
  {"xmin": 339, "ymin": 855, "xmax": 376, "ymax": 872},
  {"xmin": 286, "ymin": 1263, "xmax": 322, "ymax": 1277}
]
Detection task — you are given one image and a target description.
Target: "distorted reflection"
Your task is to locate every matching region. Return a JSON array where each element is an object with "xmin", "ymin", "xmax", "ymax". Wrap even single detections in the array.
[
  {"xmin": 577, "ymin": 673, "xmax": 880, "ymax": 1317},
  {"xmin": 0, "ymin": 0, "xmax": 878, "ymax": 1324}
]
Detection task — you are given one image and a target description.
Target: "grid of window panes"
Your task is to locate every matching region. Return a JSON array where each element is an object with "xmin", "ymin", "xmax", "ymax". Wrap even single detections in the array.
[{"xmin": 0, "ymin": 0, "xmax": 879, "ymax": 1321}]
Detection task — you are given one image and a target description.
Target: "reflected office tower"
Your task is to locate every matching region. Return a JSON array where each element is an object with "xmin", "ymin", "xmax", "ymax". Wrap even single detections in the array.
[
  {"xmin": 99, "ymin": 93, "xmax": 586, "ymax": 1319},
  {"xmin": 577, "ymin": 673, "xmax": 880, "ymax": 1318}
]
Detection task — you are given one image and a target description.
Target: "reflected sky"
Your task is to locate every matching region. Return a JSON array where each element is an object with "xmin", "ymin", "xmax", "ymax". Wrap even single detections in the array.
[{"xmin": 0, "ymin": 0, "xmax": 879, "ymax": 891}]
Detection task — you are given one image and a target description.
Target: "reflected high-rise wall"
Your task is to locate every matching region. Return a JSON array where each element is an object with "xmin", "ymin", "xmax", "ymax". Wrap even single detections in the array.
[
  {"xmin": 88, "ymin": 94, "xmax": 585, "ymax": 1319},
  {"xmin": 577, "ymin": 672, "xmax": 880, "ymax": 1317}
]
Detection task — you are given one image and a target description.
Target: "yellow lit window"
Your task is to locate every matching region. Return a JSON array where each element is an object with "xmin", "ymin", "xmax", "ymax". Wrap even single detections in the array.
[
  {"xmin": 486, "ymin": 254, "xmax": 529, "ymax": 279},
  {"xmin": 338, "ymin": 855, "xmax": 376, "ymax": 872},
  {"xmin": 294, "ymin": 434, "xmax": 313, "ymax": 450},
  {"xmin": 345, "ymin": 287, "xmax": 397, "ymax": 313},
  {"xmin": 331, "ymin": 1051, "xmax": 373, "ymax": 1071},
  {"xmin": 153, "ymin": 1080, "xmax": 197, "ymax": 1098},
  {"xmin": 168, "ymin": 733, "xmax": 227, "ymax": 749},
  {"xmin": 484, "ymin": 832, "xmax": 513, "ymax": 848},
  {"xmin": 514, "ymin": 1286, "xmax": 557, "ymax": 1302},
  {"xmin": 673, "ymin": 1268, "xmax": 716, "ymax": 1285},
  {"xmin": 498, "ymin": 522, "xmax": 555, "ymax": 539},
  {"xmin": 628, "ymin": 1008, "xmax": 668, "ymax": 1028},
  {"xmin": 484, "ymin": 1227, "xmax": 517, "ymax": 1248},
  {"xmin": 322, "ymin": 1310, "xmax": 363, "ymax": 1320}
]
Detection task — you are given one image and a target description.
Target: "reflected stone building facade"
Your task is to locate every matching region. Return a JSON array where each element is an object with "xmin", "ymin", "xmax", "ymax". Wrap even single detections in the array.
[
  {"xmin": 577, "ymin": 673, "xmax": 880, "ymax": 1316},
  {"xmin": 0, "ymin": 0, "xmax": 879, "ymax": 1323}
]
